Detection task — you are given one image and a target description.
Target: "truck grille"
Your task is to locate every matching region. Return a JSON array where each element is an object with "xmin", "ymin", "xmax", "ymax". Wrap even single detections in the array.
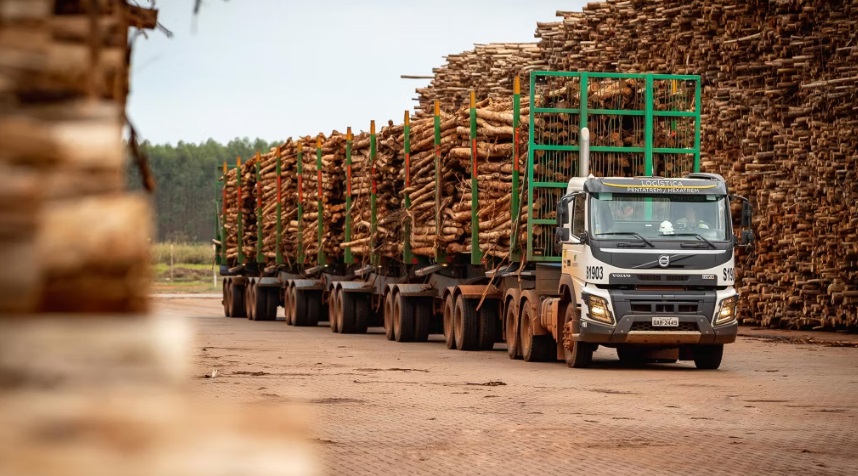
[
  {"xmin": 630, "ymin": 322, "xmax": 699, "ymax": 332},
  {"xmin": 630, "ymin": 302, "xmax": 699, "ymax": 313}
]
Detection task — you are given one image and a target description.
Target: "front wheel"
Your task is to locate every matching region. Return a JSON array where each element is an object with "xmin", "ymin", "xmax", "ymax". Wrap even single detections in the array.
[
  {"xmin": 562, "ymin": 303, "xmax": 593, "ymax": 368},
  {"xmin": 692, "ymin": 344, "xmax": 724, "ymax": 370}
]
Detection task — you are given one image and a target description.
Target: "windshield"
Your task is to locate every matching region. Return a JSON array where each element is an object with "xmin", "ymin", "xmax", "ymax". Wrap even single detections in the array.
[{"xmin": 590, "ymin": 193, "xmax": 730, "ymax": 241}]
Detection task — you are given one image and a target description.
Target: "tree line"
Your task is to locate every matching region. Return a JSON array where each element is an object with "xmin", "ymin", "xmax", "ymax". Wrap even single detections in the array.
[{"xmin": 127, "ymin": 137, "xmax": 280, "ymax": 243}]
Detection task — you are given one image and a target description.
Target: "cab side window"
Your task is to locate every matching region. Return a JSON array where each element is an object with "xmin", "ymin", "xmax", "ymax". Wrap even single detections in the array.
[{"xmin": 571, "ymin": 194, "xmax": 585, "ymax": 237}]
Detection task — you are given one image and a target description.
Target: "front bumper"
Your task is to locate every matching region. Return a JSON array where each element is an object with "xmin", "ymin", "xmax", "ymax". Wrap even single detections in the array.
[{"xmin": 577, "ymin": 315, "xmax": 737, "ymax": 345}]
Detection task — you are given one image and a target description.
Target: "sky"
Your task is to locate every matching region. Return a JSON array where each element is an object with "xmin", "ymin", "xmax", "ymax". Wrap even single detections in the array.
[{"xmin": 127, "ymin": 0, "xmax": 587, "ymax": 145}]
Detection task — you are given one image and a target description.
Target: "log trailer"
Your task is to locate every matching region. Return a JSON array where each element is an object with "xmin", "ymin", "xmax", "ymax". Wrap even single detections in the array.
[{"xmin": 215, "ymin": 71, "xmax": 753, "ymax": 369}]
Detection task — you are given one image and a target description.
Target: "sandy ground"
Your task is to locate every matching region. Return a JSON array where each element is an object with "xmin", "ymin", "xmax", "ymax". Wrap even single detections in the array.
[{"xmin": 156, "ymin": 296, "xmax": 858, "ymax": 475}]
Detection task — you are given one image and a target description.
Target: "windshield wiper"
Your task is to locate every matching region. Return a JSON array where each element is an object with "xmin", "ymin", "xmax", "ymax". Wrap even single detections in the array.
[
  {"xmin": 597, "ymin": 232, "xmax": 654, "ymax": 248},
  {"xmin": 673, "ymin": 232, "xmax": 715, "ymax": 249}
]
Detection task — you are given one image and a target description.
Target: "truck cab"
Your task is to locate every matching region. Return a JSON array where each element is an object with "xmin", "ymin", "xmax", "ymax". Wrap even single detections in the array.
[{"xmin": 556, "ymin": 173, "xmax": 753, "ymax": 369}]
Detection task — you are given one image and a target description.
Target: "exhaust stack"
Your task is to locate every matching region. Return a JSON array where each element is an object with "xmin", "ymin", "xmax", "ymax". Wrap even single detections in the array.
[{"xmin": 579, "ymin": 127, "xmax": 590, "ymax": 177}]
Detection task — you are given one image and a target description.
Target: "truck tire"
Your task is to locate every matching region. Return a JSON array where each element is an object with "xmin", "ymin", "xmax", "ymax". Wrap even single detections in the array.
[
  {"xmin": 245, "ymin": 282, "xmax": 255, "ymax": 320},
  {"xmin": 284, "ymin": 285, "xmax": 295, "ymax": 325},
  {"xmin": 562, "ymin": 304, "xmax": 593, "ymax": 368},
  {"xmin": 505, "ymin": 298, "xmax": 521, "ymax": 359},
  {"xmin": 294, "ymin": 290, "xmax": 321, "ymax": 327},
  {"xmin": 340, "ymin": 291, "xmax": 358, "ymax": 334},
  {"xmin": 222, "ymin": 279, "xmax": 231, "ymax": 317},
  {"xmin": 383, "ymin": 293, "xmax": 395, "ymax": 341},
  {"xmin": 454, "ymin": 295, "xmax": 480, "ymax": 351},
  {"xmin": 443, "ymin": 294, "xmax": 456, "ymax": 349},
  {"xmin": 692, "ymin": 344, "xmax": 723, "ymax": 370},
  {"xmin": 262, "ymin": 287, "xmax": 279, "ymax": 321},
  {"xmin": 478, "ymin": 300, "xmax": 499, "ymax": 351},
  {"xmin": 413, "ymin": 298, "xmax": 432, "ymax": 343},
  {"xmin": 251, "ymin": 283, "xmax": 270, "ymax": 321},
  {"xmin": 520, "ymin": 301, "xmax": 554, "ymax": 362},
  {"xmin": 329, "ymin": 288, "xmax": 342, "ymax": 333},
  {"xmin": 353, "ymin": 294, "xmax": 370, "ymax": 334},
  {"xmin": 229, "ymin": 281, "xmax": 246, "ymax": 318},
  {"xmin": 393, "ymin": 293, "xmax": 416, "ymax": 342}
]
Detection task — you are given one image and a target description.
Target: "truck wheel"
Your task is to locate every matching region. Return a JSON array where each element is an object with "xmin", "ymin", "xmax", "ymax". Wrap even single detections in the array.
[
  {"xmin": 329, "ymin": 288, "xmax": 342, "ymax": 333},
  {"xmin": 353, "ymin": 294, "xmax": 370, "ymax": 334},
  {"xmin": 284, "ymin": 285, "xmax": 295, "ymax": 325},
  {"xmin": 245, "ymin": 282, "xmax": 255, "ymax": 320},
  {"xmin": 562, "ymin": 304, "xmax": 593, "ymax": 368},
  {"xmin": 443, "ymin": 294, "xmax": 456, "ymax": 349},
  {"xmin": 229, "ymin": 281, "xmax": 246, "ymax": 318},
  {"xmin": 505, "ymin": 298, "xmax": 521, "ymax": 359},
  {"xmin": 413, "ymin": 298, "xmax": 432, "ymax": 343},
  {"xmin": 263, "ymin": 287, "xmax": 279, "ymax": 321},
  {"xmin": 383, "ymin": 293, "xmax": 395, "ymax": 341},
  {"xmin": 478, "ymin": 300, "xmax": 499, "ymax": 351},
  {"xmin": 692, "ymin": 344, "xmax": 723, "ymax": 370},
  {"xmin": 222, "ymin": 279, "xmax": 231, "ymax": 317},
  {"xmin": 454, "ymin": 295, "xmax": 480, "ymax": 351},
  {"xmin": 520, "ymin": 302, "xmax": 553, "ymax": 362},
  {"xmin": 340, "ymin": 291, "xmax": 358, "ymax": 334},
  {"xmin": 251, "ymin": 284, "xmax": 269, "ymax": 321},
  {"xmin": 294, "ymin": 290, "xmax": 321, "ymax": 326},
  {"xmin": 393, "ymin": 293, "xmax": 415, "ymax": 342}
]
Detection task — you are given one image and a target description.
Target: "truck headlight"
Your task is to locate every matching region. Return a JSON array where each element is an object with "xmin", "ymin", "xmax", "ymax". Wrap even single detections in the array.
[
  {"xmin": 714, "ymin": 296, "xmax": 738, "ymax": 326},
  {"xmin": 586, "ymin": 294, "xmax": 614, "ymax": 325}
]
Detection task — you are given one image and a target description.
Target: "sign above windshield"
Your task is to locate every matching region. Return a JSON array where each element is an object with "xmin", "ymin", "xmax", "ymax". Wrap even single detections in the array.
[{"xmin": 584, "ymin": 178, "xmax": 727, "ymax": 195}]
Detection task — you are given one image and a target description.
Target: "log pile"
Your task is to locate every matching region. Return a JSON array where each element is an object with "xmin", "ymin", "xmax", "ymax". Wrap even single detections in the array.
[
  {"xmin": 343, "ymin": 131, "xmax": 373, "ymax": 258},
  {"xmin": 520, "ymin": 0, "xmax": 858, "ymax": 329},
  {"xmin": 0, "ymin": 0, "xmax": 157, "ymax": 313},
  {"xmin": 374, "ymin": 122, "xmax": 407, "ymax": 259},
  {"xmin": 299, "ymin": 133, "xmax": 347, "ymax": 267},
  {"xmin": 415, "ymin": 43, "xmax": 544, "ymax": 117}
]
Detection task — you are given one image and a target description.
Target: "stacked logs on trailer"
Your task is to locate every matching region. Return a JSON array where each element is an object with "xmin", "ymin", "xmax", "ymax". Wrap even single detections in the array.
[
  {"xmin": 517, "ymin": 0, "xmax": 858, "ymax": 329},
  {"xmin": 373, "ymin": 122, "xmax": 407, "ymax": 259},
  {"xmin": 405, "ymin": 96, "xmax": 530, "ymax": 260},
  {"xmin": 342, "ymin": 131, "xmax": 372, "ymax": 257},
  {"xmin": 299, "ymin": 133, "xmax": 347, "ymax": 267},
  {"xmin": 415, "ymin": 43, "xmax": 544, "ymax": 118},
  {"xmin": 222, "ymin": 159, "xmax": 257, "ymax": 265}
]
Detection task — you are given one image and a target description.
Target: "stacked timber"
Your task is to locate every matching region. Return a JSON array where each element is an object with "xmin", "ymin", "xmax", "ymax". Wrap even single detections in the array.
[
  {"xmin": 525, "ymin": 0, "xmax": 858, "ymax": 329},
  {"xmin": 343, "ymin": 131, "xmax": 373, "ymax": 258},
  {"xmin": 415, "ymin": 43, "xmax": 544, "ymax": 117},
  {"xmin": 299, "ymin": 133, "xmax": 347, "ymax": 267},
  {"xmin": 374, "ymin": 122, "xmax": 406, "ymax": 259}
]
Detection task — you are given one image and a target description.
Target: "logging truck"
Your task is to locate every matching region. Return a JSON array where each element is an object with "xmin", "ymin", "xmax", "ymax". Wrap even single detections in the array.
[{"xmin": 216, "ymin": 71, "xmax": 753, "ymax": 369}]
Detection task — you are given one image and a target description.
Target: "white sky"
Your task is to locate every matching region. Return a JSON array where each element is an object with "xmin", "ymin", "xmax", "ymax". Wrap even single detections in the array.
[{"xmin": 128, "ymin": 0, "xmax": 587, "ymax": 145}]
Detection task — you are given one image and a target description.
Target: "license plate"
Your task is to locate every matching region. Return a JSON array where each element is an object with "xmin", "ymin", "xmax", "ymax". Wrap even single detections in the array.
[{"xmin": 652, "ymin": 317, "xmax": 679, "ymax": 327}]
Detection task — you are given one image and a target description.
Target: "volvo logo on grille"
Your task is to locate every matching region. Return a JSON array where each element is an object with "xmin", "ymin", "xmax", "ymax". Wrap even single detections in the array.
[{"xmin": 658, "ymin": 255, "xmax": 670, "ymax": 268}]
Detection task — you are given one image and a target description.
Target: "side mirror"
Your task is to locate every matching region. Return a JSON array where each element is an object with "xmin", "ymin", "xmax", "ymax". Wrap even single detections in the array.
[
  {"xmin": 740, "ymin": 229, "xmax": 754, "ymax": 246},
  {"xmin": 555, "ymin": 227, "xmax": 570, "ymax": 243},
  {"xmin": 741, "ymin": 201, "xmax": 752, "ymax": 228}
]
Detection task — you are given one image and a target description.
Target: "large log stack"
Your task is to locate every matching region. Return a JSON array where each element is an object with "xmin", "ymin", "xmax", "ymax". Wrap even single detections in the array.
[
  {"xmin": 521, "ymin": 0, "xmax": 858, "ymax": 329},
  {"xmin": 415, "ymin": 43, "xmax": 544, "ymax": 117}
]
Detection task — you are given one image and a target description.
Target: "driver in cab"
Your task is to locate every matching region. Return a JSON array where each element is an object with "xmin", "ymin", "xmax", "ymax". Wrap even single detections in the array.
[{"xmin": 676, "ymin": 204, "xmax": 709, "ymax": 230}]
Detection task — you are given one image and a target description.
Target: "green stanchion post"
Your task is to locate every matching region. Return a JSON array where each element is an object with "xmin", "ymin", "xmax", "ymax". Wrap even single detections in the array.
[
  {"xmin": 403, "ymin": 111, "xmax": 413, "ymax": 264},
  {"xmin": 297, "ymin": 144, "xmax": 304, "ymax": 264},
  {"xmin": 236, "ymin": 157, "xmax": 244, "ymax": 265},
  {"xmin": 255, "ymin": 152, "xmax": 264, "ymax": 264},
  {"xmin": 469, "ymin": 91, "xmax": 481, "ymax": 265},
  {"xmin": 511, "ymin": 77, "xmax": 521, "ymax": 262},
  {"xmin": 316, "ymin": 136, "xmax": 325, "ymax": 267}
]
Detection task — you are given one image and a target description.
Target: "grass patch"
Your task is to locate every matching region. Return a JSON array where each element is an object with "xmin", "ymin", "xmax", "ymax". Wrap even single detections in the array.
[
  {"xmin": 152, "ymin": 242, "xmax": 214, "ymax": 266},
  {"xmin": 151, "ymin": 281, "xmax": 218, "ymax": 294}
]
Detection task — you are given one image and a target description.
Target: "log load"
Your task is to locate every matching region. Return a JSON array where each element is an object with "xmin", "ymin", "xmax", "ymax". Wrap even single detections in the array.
[
  {"xmin": 528, "ymin": 0, "xmax": 858, "ymax": 329},
  {"xmin": 409, "ymin": 0, "xmax": 858, "ymax": 329}
]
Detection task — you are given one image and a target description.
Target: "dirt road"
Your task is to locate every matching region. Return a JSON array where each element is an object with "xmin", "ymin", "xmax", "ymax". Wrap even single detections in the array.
[{"xmin": 157, "ymin": 296, "xmax": 858, "ymax": 475}]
